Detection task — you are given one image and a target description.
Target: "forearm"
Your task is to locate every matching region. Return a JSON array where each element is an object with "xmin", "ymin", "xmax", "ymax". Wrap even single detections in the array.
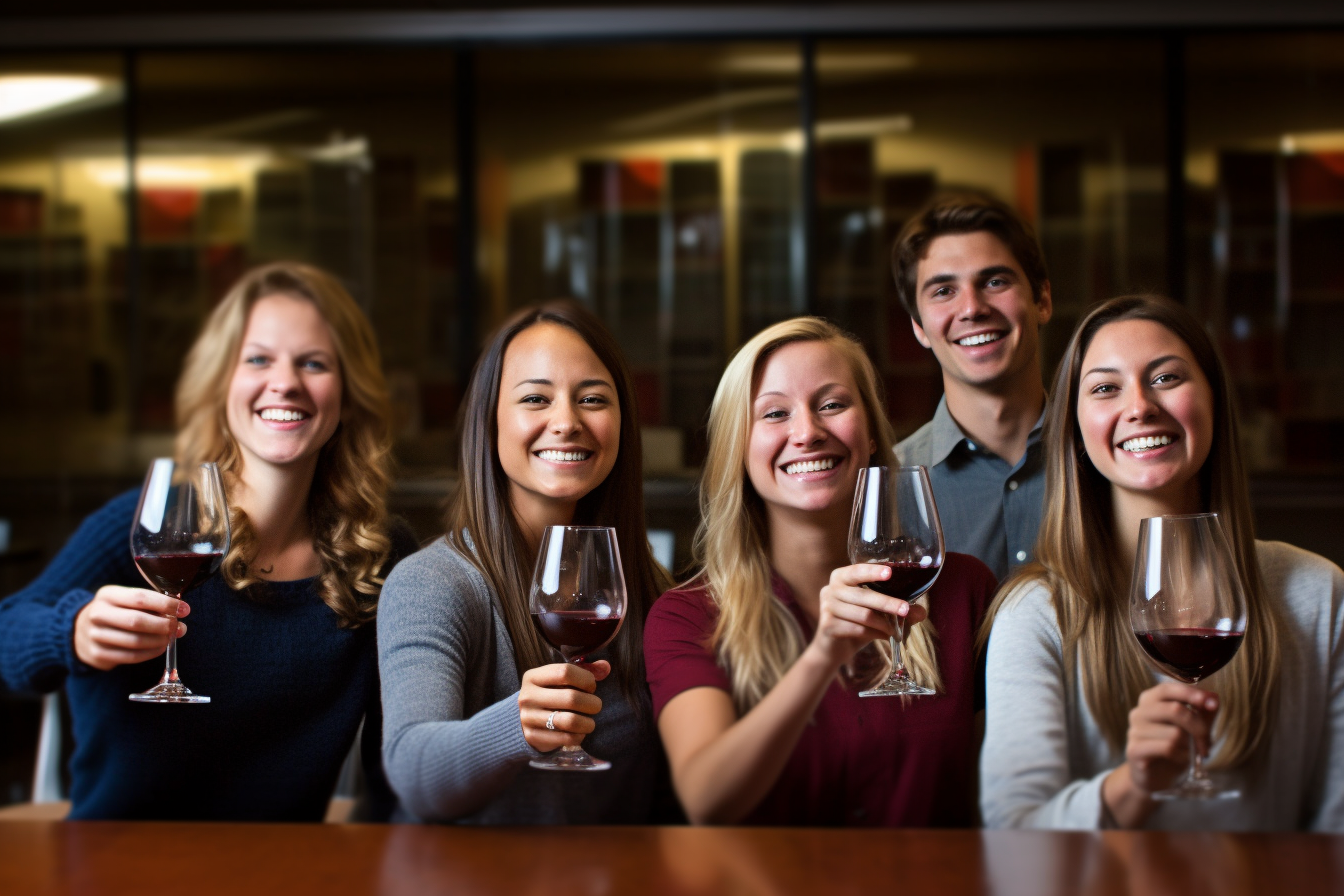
[
  {"xmin": 382, "ymin": 693, "xmax": 535, "ymax": 822},
  {"xmin": 673, "ymin": 646, "xmax": 837, "ymax": 824}
]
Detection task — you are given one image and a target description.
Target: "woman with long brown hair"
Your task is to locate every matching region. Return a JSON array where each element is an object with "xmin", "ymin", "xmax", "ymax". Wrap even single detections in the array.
[
  {"xmin": 0, "ymin": 261, "xmax": 415, "ymax": 820},
  {"xmin": 980, "ymin": 294, "xmax": 1344, "ymax": 831},
  {"xmin": 378, "ymin": 300, "xmax": 672, "ymax": 824},
  {"xmin": 644, "ymin": 317, "xmax": 997, "ymax": 826}
]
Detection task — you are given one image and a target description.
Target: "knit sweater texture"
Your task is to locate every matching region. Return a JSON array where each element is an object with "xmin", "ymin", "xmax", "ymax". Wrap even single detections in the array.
[{"xmin": 0, "ymin": 489, "xmax": 417, "ymax": 821}]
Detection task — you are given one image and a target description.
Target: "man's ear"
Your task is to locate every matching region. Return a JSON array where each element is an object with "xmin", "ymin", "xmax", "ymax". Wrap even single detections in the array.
[
  {"xmin": 1036, "ymin": 280, "xmax": 1053, "ymax": 326},
  {"xmin": 911, "ymin": 315, "xmax": 932, "ymax": 350}
]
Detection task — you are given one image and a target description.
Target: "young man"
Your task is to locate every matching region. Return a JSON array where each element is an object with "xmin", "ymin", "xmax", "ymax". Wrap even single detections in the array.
[{"xmin": 891, "ymin": 193, "xmax": 1052, "ymax": 582}]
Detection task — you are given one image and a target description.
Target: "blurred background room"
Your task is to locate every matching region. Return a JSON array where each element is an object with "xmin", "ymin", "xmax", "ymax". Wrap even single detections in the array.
[{"xmin": 2, "ymin": 0, "xmax": 1344, "ymax": 806}]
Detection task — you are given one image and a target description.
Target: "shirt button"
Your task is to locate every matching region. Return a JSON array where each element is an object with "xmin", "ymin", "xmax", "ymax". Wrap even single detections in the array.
[
  {"xmin": 966, "ymin": 442, "xmax": 976, "ymax": 452},
  {"xmin": 1007, "ymin": 480, "xmax": 1019, "ymax": 491},
  {"xmin": 1016, "ymin": 550, "xmax": 1028, "ymax": 562}
]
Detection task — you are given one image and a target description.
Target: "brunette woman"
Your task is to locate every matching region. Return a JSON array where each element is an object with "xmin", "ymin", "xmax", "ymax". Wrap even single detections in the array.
[
  {"xmin": 378, "ymin": 300, "xmax": 671, "ymax": 824},
  {"xmin": 643, "ymin": 317, "xmax": 998, "ymax": 826},
  {"xmin": 0, "ymin": 262, "xmax": 415, "ymax": 821},
  {"xmin": 979, "ymin": 295, "xmax": 1344, "ymax": 831}
]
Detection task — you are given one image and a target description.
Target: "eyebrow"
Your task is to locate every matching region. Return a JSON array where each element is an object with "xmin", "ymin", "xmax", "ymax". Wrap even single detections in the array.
[
  {"xmin": 754, "ymin": 383, "xmax": 848, "ymax": 402},
  {"xmin": 919, "ymin": 264, "xmax": 1017, "ymax": 294},
  {"xmin": 1082, "ymin": 354, "xmax": 1186, "ymax": 379},
  {"xmin": 513, "ymin": 378, "xmax": 614, "ymax": 389},
  {"xmin": 242, "ymin": 342, "xmax": 332, "ymax": 357}
]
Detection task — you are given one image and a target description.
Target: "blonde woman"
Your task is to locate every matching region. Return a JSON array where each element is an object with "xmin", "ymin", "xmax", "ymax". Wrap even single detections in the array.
[
  {"xmin": 644, "ymin": 317, "xmax": 998, "ymax": 826},
  {"xmin": 0, "ymin": 262, "xmax": 416, "ymax": 821},
  {"xmin": 979, "ymin": 295, "xmax": 1344, "ymax": 831}
]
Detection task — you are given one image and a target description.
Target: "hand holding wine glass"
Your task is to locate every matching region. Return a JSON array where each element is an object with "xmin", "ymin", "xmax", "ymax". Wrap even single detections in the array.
[
  {"xmin": 848, "ymin": 465, "xmax": 944, "ymax": 697},
  {"xmin": 127, "ymin": 458, "xmax": 230, "ymax": 704},
  {"xmin": 1129, "ymin": 513, "xmax": 1247, "ymax": 799},
  {"xmin": 527, "ymin": 526, "xmax": 627, "ymax": 771}
]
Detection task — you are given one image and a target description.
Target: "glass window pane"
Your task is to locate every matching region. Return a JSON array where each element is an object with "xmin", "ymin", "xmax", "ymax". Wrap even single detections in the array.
[
  {"xmin": 136, "ymin": 50, "xmax": 457, "ymax": 468},
  {"xmin": 816, "ymin": 38, "xmax": 1167, "ymax": 436},
  {"xmin": 478, "ymin": 43, "xmax": 803, "ymax": 469},
  {"xmin": 1188, "ymin": 33, "xmax": 1344, "ymax": 475}
]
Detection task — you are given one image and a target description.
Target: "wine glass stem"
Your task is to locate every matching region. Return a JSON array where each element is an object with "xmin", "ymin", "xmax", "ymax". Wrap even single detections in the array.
[
  {"xmin": 1188, "ymin": 729, "xmax": 1209, "ymax": 783},
  {"xmin": 887, "ymin": 616, "xmax": 911, "ymax": 680},
  {"xmin": 161, "ymin": 596, "xmax": 181, "ymax": 684}
]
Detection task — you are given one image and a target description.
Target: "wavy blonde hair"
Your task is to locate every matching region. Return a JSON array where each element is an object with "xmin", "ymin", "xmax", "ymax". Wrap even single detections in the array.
[
  {"xmin": 694, "ymin": 317, "xmax": 942, "ymax": 713},
  {"xmin": 174, "ymin": 261, "xmax": 394, "ymax": 629},
  {"xmin": 980, "ymin": 295, "xmax": 1282, "ymax": 768}
]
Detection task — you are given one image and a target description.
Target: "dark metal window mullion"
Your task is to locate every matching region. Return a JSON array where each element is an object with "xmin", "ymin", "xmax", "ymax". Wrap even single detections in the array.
[
  {"xmin": 1164, "ymin": 31, "xmax": 1187, "ymax": 304},
  {"xmin": 123, "ymin": 48, "xmax": 142, "ymax": 429}
]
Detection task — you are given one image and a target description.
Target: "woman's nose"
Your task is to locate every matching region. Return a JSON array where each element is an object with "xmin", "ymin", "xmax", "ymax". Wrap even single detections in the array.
[{"xmin": 549, "ymin": 400, "xmax": 581, "ymax": 434}]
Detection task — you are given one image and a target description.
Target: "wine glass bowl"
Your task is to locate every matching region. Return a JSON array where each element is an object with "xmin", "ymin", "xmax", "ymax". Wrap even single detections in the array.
[
  {"xmin": 848, "ymin": 465, "xmax": 944, "ymax": 697},
  {"xmin": 128, "ymin": 459, "xmax": 230, "ymax": 704},
  {"xmin": 1129, "ymin": 512, "xmax": 1248, "ymax": 799},
  {"xmin": 527, "ymin": 526, "xmax": 627, "ymax": 771}
]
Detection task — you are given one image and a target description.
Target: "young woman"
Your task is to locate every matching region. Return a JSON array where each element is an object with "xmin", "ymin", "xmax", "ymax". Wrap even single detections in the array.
[
  {"xmin": 643, "ymin": 317, "xmax": 998, "ymax": 826},
  {"xmin": 0, "ymin": 261, "xmax": 416, "ymax": 821},
  {"xmin": 979, "ymin": 294, "xmax": 1344, "ymax": 831},
  {"xmin": 378, "ymin": 300, "xmax": 672, "ymax": 824}
]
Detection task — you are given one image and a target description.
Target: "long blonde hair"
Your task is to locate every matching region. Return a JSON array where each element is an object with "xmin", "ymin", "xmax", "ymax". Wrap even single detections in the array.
[
  {"xmin": 981, "ymin": 295, "xmax": 1282, "ymax": 767},
  {"xmin": 174, "ymin": 261, "xmax": 393, "ymax": 628},
  {"xmin": 695, "ymin": 317, "xmax": 942, "ymax": 713}
]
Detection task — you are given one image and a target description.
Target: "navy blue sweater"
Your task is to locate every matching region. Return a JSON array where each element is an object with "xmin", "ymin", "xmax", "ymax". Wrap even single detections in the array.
[{"xmin": 0, "ymin": 490, "xmax": 417, "ymax": 821}]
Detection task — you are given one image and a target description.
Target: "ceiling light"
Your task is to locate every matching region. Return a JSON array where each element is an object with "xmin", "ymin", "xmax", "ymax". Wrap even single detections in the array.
[{"xmin": 0, "ymin": 75, "xmax": 110, "ymax": 124}]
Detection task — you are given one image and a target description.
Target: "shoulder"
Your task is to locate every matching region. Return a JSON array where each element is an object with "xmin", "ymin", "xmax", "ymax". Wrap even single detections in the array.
[
  {"xmin": 989, "ymin": 572, "xmax": 1060, "ymax": 635},
  {"xmin": 84, "ymin": 489, "xmax": 141, "ymax": 536},
  {"xmin": 895, "ymin": 420, "xmax": 937, "ymax": 466},
  {"xmin": 937, "ymin": 552, "xmax": 1000, "ymax": 618},
  {"xmin": 646, "ymin": 580, "xmax": 718, "ymax": 636},
  {"xmin": 1255, "ymin": 539, "xmax": 1344, "ymax": 628},
  {"xmin": 381, "ymin": 537, "xmax": 494, "ymax": 617}
]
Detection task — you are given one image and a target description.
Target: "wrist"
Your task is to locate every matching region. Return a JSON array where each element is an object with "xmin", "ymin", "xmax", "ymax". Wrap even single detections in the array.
[{"xmin": 1102, "ymin": 763, "xmax": 1155, "ymax": 829}]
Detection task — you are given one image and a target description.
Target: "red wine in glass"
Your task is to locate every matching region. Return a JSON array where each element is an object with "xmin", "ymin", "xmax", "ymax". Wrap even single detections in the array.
[
  {"xmin": 134, "ymin": 552, "xmax": 224, "ymax": 598},
  {"xmin": 128, "ymin": 459, "xmax": 230, "ymax": 705},
  {"xmin": 531, "ymin": 610, "xmax": 623, "ymax": 663},
  {"xmin": 1129, "ymin": 513, "xmax": 1248, "ymax": 799},
  {"xmin": 848, "ymin": 466, "xmax": 945, "ymax": 697},
  {"xmin": 1135, "ymin": 628, "xmax": 1244, "ymax": 683},
  {"xmin": 527, "ymin": 525, "xmax": 628, "ymax": 771},
  {"xmin": 865, "ymin": 560, "xmax": 941, "ymax": 603}
]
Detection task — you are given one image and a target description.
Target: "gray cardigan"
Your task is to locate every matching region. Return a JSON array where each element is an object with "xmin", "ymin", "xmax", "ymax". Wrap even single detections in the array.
[
  {"xmin": 981, "ymin": 540, "xmax": 1344, "ymax": 831},
  {"xmin": 378, "ymin": 536, "xmax": 662, "ymax": 824}
]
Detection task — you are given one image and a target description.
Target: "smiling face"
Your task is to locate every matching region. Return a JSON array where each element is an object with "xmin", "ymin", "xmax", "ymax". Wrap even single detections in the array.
[
  {"xmin": 747, "ymin": 340, "xmax": 875, "ymax": 529},
  {"xmin": 225, "ymin": 293, "xmax": 343, "ymax": 474},
  {"xmin": 496, "ymin": 322, "xmax": 621, "ymax": 531},
  {"xmin": 910, "ymin": 230, "xmax": 1051, "ymax": 398},
  {"xmin": 1077, "ymin": 318, "xmax": 1215, "ymax": 515}
]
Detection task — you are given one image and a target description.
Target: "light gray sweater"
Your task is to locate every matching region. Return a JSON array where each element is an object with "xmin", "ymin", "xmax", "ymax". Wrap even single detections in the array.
[
  {"xmin": 378, "ymin": 537, "xmax": 662, "ymax": 824},
  {"xmin": 981, "ymin": 540, "xmax": 1344, "ymax": 831}
]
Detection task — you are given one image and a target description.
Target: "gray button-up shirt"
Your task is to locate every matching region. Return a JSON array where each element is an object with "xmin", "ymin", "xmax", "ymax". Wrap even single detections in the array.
[{"xmin": 895, "ymin": 397, "xmax": 1046, "ymax": 583}]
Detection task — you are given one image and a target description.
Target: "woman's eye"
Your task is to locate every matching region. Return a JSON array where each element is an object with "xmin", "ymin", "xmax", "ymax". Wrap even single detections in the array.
[
  {"xmin": 819, "ymin": 401, "xmax": 845, "ymax": 412},
  {"xmin": 579, "ymin": 394, "xmax": 609, "ymax": 406},
  {"xmin": 520, "ymin": 395, "xmax": 547, "ymax": 404},
  {"xmin": 1153, "ymin": 372, "xmax": 1180, "ymax": 386},
  {"xmin": 244, "ymin": 355, "xmax": 268, "ymax": 367},
  {"xmin": 762, "ymin": 409, "xmax": 788, "ymax": 420},
  {"xmin": 1090, "ymin": 383, "xmax": 1117, "ymax": 395},
  {"xmin": 302, "ymin": 360, "xmax": 328, "ymax": 372}
]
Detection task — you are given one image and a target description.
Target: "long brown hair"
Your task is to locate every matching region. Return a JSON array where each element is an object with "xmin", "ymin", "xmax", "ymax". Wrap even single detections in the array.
[
  {"xmin": 445, "ymin": 300, "xmax": 671, "ymax": 703},
  {"xmin": 694, "ymin": 316, "xmax": 942, "ymax": 712},
  {"xmin": 981, "ymin": 295, "xmax": 1282, "ymax": 767},
  {"xmin": 174, "ymin": 261, "xmax": 393, "ymax": 628}
]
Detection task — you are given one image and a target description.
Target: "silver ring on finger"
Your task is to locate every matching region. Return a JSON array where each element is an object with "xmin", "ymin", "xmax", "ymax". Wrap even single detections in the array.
[{"xmin": 546, "ymin": 710, "xmax": 558, "ymax": 731}]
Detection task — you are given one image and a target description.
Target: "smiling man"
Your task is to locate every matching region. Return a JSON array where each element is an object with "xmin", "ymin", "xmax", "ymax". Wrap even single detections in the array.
[{"xmin": 890, "ymin": 193, "xmax": 1052, "ymax": 581}]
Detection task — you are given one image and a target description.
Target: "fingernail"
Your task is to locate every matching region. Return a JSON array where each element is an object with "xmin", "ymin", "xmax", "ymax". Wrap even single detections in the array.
[
  {"xmin": 176, "ymin": 602, "xmax": 189, "ymax": 617},
  {"xmin": 177, "ymin": 623, "xmax": 186, "ymax": 636},
  {"xmin": 1206, "ymin": 698, "xmax": 1217, "ymax": 710}
]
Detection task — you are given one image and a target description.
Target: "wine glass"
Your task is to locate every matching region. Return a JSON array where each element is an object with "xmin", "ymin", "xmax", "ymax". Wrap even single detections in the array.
[
  {"xmin": 849, "ymin": 465, "xmax": 944, "ymax": 697},
  {"xmin": 128, "ymin": 458, "xmax": 230, "ymax": 704},
  {"xmin": 1129, "ymin": 513, "xmax": 1248, "ymax": 799},
  {"xmin": 527, "ymin": 525, "xmax": 627, "ymax": 771}
]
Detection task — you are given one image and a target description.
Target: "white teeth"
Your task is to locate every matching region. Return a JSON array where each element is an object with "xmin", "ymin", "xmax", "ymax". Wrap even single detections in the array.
[
  {"xmin": 537, "ymin": 450, "xmax": 591, "ymax": 462},
  {"xmin": 957, "ymin": 333, "xmax": 1003, "ymax": 346},
  {"xmin": 259, "ymin": 408, "xmax": 307, "ymax": 422},
  {"xmin": 784, "ymin": 458, "xmax": 837, "ymax": 475},
  {"xmin": 1121, "ymin": 435, "xmax": 1173, "ymax": 452}
]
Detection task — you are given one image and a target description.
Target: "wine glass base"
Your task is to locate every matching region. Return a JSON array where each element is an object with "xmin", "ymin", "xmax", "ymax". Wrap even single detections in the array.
[
  {"xmin": 129, "ymin": 682, "xmax": 210, "ymax": 704},
  {"xmin": 859, "ymin": 676, "xmax": 936, "ymax": 698},
  {"xmin": 1151, "ymin": 780, "xmax": 1239, "ymax": 801},
  {"xmin": 529, "ymin": 749, "xmax": 610, "ymax": 772}
]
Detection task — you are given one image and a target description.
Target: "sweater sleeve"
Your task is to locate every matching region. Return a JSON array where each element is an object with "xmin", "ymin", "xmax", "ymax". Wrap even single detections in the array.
[
  {"xmin": 0, "ymin": 491, "xmax": 141, "ymax": 695},
  {"xmin": 377, "ymin": 543, "xmax": 539, "ymax": 822},
  {"xmin": 1308, "ymin": 557, "xmax": 1344, "ymax": 832},
  {"xmin": 980, "ymin": 581, "xmax": 1109, "ymax": 829}
]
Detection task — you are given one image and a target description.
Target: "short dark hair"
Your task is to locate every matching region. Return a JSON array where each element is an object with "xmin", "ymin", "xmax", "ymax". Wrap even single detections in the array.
[{"xmin": 890, "ymin": 191, "xmax": 1050, "ymax": 325}]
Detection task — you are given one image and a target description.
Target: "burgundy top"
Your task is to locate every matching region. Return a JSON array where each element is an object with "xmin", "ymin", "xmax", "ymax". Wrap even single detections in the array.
[{"xmin": 644, "ymin": 552, "xmax": 996, "ymax": 828}]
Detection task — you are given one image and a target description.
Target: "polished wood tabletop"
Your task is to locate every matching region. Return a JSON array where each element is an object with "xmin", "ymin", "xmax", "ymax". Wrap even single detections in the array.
[{"xmin": 1, "ymin": 821, "xmax": 1340, "ymax": 895}]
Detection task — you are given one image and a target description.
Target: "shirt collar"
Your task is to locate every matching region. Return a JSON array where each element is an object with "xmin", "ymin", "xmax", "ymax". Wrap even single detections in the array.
[{"xmin": 930, "ymin": 396, "xmax": 1048, "ymax": 465}]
